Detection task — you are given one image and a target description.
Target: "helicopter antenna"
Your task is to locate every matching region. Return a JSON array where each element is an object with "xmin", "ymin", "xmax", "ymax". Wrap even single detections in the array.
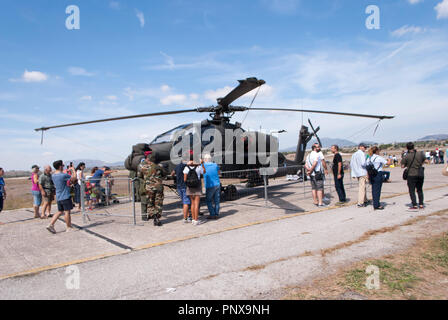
[
  {"xmin": 241, "ymin": 85, "xmax": 261, "ymax": 126},
  {"xmin": 373, "ymin": 120, "xmax": 381, "ymax": 136}
]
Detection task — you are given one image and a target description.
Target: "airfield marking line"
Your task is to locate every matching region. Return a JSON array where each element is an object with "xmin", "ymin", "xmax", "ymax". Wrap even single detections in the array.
[
  {"xmin": 1, "ymin": 184, "xmax": 447, "ymax": 281},
  {"xmin": 0, "ymin": 251, "xmax": 129, "ymax": 281}
]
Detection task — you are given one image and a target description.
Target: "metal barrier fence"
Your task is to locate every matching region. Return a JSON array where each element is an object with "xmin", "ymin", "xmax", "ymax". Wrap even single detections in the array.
[
  {"xmin": 219, "ymin": 165, "xmax": 357, "ymax": 207},
  {"xmin": 79, "ymin": 176, "xmax": 181, "ymax": 225},
  {"xmin": 76, "ymin": 165, "xmax": 366, "ymax": 225},
  {"xmin": 80, "ymin": 177, "xmax": 137, "ymax": 225}
]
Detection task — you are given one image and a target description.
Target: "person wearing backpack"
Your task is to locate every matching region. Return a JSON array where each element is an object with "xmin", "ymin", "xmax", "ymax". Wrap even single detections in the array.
[
  {"xmin": 183, "ymin": 157, "xmax": 206, "ymax": 226},
  {"xmin": 401, "ymin": 142, "xmax": 428, "ymax": 212},
  {"xmin": 367, "ymin": 146, "xmax": 391, "ymax": 211}
]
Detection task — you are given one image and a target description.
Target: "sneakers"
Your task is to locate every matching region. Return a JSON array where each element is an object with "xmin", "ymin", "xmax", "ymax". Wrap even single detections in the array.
[
  {"xmin": 66, "ymin": 227, "xmax": 76, "ymax": 233},
  {"xmin": 192, "ymin": 220, "xmax": 203, "ymax": 226},
  {"xmin": 183, "ymin": 219, "xmax": 189, "ymax": 224},
  {"xmin": 317, "ymin": 204, "xmax": 328, "ymax": 208},
  {"xmin": 357, "ymin": 204, "xmax": 367, "ymax": 208},
  {"xmin": 187, "ymin": 216, "xmax": 192, "ymax": 222},
  {"xmin": 407, "ymin": 206, "xmax": 419, "ymax": 212},
  {"xmin": 46, "ymin": 225, "xmax": 56, "ymax": 234}
]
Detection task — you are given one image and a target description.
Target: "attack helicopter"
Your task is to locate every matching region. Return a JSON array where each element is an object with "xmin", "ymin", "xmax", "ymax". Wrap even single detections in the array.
[{"xmin": 35, "ymin": 77, "xmax": 394, "ymax": 188}]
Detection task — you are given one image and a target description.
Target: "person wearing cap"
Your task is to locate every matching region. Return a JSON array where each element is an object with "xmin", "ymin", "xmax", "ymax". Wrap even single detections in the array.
[
  {"xmin": 136, "ymin": 151, "xmax": 152, "ymax": 220},
  {"xmin": 31, "ymin": 165, "xmax": 42, "ymax": 218},
  {"xmin": 351, "ymin": 143, "xmax": 370, "ymax": 208},
  {"xmin": 140, "ymin": 152, "xmax": 166, "ymax": 226}
]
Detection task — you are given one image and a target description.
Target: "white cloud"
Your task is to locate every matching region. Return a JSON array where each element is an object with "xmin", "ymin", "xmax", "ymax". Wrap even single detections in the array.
[
  {"xmin": 204, "ymin": 86, "xmax": 233, "ymax": 102},
  {"xmin": 80, "ymin": 95, "xmax": 92, "ymax": 101},
  {"xmin": 136, "ymin": 10, "xmax": 145, "ymax": 28},
  {"xmin": 10, "ymin": 70, "xmax": 48, "ymax": 83},
  {"xmin": 391, "ymin": 25, "xmax": 426, "ymax": 37},
  {"xmin": 161, "ymin": 84, "xmax": 171, "ymax": 92},
  {"xmin": 68, "ymin": 67, "xmax": 95, "ymax": 77},
  {"xmin": 160, "ymin": 94, "xmax": 187, "ymax": 105},
  {"xmin": 147, "ymin": 51, "xmax": 233, "ymax": 71},
  {"xmin": 106, "ymin": 95, "xmax": 118, "ymax": 101},
  {"xmin": 435, "ymin": 0, "xmax": 448, "ymax": 19},
  {"xmin": 408, "ymin": 0, "xmax": 423, "ymax": 4}
]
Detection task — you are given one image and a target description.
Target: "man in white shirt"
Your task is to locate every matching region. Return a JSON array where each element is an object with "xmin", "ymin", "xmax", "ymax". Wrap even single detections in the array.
[
  {"xmin": 305, "ymin": 144, "xmax": 328, "ymax": 207},
  {"xmin": 351, "ymin": 143, "xmax": 370, "ymax": 208}
]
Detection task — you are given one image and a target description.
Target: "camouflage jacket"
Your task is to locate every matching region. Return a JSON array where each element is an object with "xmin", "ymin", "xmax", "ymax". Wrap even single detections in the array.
[{"xmin": 138, "ymin": 162, "xmax": 166, "ymax": 191}]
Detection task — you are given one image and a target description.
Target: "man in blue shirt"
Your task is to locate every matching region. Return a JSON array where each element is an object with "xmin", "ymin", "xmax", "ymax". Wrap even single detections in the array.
[
  {"xmin": 90, "ymin": 166, "xmax": 114, "ymax": 205},
  {"xmin": 46, "ymin": 160, "xmax": 78, "ymax": 234},
  {"xmin": 0, "ymin": 167, "xmax": 6, "ymax": 213},
  {"xmin": 203, "ymin": 154, "xmax": 221, "ymax": 219}
]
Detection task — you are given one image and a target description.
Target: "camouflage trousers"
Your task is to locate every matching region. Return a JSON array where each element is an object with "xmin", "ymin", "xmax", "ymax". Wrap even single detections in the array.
[{"xmin": 146, "ymin": 189, "xmax": 164, "ymax": 219}]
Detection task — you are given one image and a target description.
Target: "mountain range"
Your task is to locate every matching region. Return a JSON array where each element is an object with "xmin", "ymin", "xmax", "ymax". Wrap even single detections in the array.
[
  {"xmin": 66, "ymin": 159, "xmax": 124, "ymax": 169},
  {"xmin": 418, "ymin": 134, "xmax": 448, "ymax": 141}
]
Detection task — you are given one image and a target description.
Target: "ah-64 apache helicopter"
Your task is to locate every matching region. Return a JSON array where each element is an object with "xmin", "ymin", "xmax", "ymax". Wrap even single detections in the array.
[{"xmin": 35, "ymin": 77, "xmax": 394, "ymax": 190}]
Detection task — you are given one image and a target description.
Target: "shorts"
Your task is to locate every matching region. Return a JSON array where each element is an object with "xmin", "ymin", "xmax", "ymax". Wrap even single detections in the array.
[
  {"xmin": 186, "ymin": 186, "xmax": 202, "ymax": 196},
  {"xmin": 32, "ymin": 190, "xmax": 42, "ymax": 206},
  {"xmin": 310, "ymin": 176, "xmax": 324, "ymax": 191},
  {"xmin": 57, "ymin": 198, "xmax": 73, "ymax": 212},
  {"xmin": 177, "ymin": 187, "xmax": 191, "ymax": 205},
  {"xmin": 43, "ymin": 190, "xmax": 55, "ymax": 202}
]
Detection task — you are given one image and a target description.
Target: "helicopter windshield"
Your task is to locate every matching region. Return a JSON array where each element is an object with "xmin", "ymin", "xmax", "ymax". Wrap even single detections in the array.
[{"xmin": 151, "ymin": 124, "xmax": 190, "ymax": 144}]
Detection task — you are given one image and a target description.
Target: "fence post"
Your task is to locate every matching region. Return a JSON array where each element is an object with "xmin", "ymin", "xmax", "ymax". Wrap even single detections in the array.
[
  {"xmin": 131, "ymin": 178, "xmax": 136, "ymax": 225},
  {"xmin": 302, "ymin": 167, "xmax": 306, "ymax": 198},
  {"xmin": 105, "ymin": 177, "xmax": 109, "ymax": 206},
  {"xmin": 80, "ymin": 179, "xmax": 87, "ymax": 224},
  {"xmin": 263, "ymin": 174, "xmax": 268, "ymax": 207},
  {"xmin": 128, "ymin": 177, "xmax": 131, "ymax": 202},
  {"xmin": 329, "ymin": 171, "xmax": 332, "ymax": 194}
]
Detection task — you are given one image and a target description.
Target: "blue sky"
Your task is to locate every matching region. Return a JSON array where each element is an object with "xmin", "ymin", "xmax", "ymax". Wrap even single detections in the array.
[{"xmin": 0, "ymin": 0, "xmax": 447, "ymax": 170}]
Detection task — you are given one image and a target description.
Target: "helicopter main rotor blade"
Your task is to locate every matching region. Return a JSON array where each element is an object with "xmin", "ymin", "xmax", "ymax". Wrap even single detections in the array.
[
  {"xmin": 217, "ymin": 77, "xmax": 266, "ymax": 107},
  {"xmin": 248, "ymin": 107, "xmax": 394, "ymax": 120},
  {"xmin": 34, "ymin": 109, "xmax": 198, "ymax": 132}
]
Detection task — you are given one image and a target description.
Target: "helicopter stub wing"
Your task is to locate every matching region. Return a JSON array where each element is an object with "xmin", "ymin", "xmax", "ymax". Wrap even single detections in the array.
[{"xmin": 217, "ymin": 77, "xmax": 265, "ymax": 107}]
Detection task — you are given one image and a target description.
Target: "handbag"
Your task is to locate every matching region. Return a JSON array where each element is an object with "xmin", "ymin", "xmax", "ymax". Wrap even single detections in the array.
[{"xmin": 403, "ymin": 152, "xmax": 417, "ymax": 181}]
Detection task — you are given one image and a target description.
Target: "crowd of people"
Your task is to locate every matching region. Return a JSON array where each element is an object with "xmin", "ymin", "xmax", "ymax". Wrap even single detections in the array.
[
  {"xmin": 305, "ymin": 141, "xmax": 447, "ymax": 212},
  {"xmin": 0, "ymin": 141, "xmax": 447, "ymax": 233},
  {"xmin": 424, "ymin": 148, "xmax": 446, "ymax": 164}
]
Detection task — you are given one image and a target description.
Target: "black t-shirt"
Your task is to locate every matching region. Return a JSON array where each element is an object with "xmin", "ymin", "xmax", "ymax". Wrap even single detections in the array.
[{"xmin": 333, "ymin": 153, "xmax": 344, "ymax": 176}]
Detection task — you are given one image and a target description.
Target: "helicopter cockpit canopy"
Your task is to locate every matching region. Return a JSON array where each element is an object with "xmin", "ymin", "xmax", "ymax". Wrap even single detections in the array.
[{"xmin": 150, "ymin": 124, "xmax": 190, "ymax": 145}]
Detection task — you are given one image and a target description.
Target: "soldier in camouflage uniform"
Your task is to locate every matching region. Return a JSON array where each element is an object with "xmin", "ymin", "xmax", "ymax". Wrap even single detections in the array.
[{"xmin": 140, "ymin": 153, "xmax": 166, "ymax": 226}]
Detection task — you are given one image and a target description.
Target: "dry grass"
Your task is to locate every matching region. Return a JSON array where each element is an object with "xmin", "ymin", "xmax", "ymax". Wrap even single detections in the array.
[{"xmin": 284, "ymin": 232, "xmax": 448, "ymax": 300}]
